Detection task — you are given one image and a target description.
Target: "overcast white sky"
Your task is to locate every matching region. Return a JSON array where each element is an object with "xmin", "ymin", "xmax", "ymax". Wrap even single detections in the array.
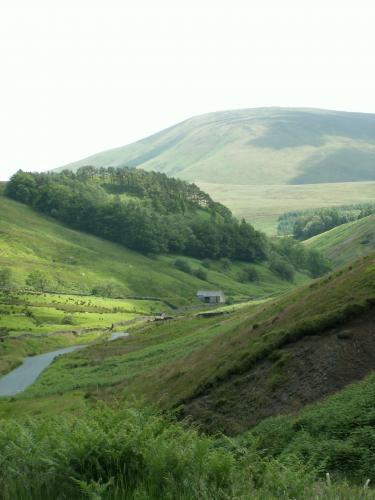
[{"xmin": 1, "ymin": 0, "xmax": 375, "ymax": 180}]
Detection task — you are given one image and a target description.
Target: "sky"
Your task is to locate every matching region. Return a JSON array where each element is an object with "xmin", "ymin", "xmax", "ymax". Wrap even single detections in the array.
[{"xmin": 1, "ymin": 0, "xmax": 375, "ymax": 180}]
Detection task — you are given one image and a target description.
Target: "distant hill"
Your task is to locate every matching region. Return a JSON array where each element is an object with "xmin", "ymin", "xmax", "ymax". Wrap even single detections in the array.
[
  {"xmin": 306, "ymin": 213, "xmax": 375, "ymax": 268},
  {"xmin": 58, "ymin": 108, "xmax": 375, "ymax": 185}
]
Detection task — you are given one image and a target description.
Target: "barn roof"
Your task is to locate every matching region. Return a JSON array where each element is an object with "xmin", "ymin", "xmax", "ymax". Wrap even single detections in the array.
[{"xmin": 197, "ymin": 290, "xmax": 224, "ymax": 297}]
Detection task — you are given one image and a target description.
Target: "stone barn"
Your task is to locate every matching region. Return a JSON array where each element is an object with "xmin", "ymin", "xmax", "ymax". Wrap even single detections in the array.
[{"xmin": 197, "ymin": 290, "xmax": 225, "ymax": 304}]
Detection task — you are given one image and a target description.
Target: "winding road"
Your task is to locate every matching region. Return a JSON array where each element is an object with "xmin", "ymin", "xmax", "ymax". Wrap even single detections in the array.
[
  {"xmin": 0, "ymin": 345, "xmax": 86, "ymax": 397},
  {"xmin": 0, "ymin": 331, "xmax": 130, "ymax": 397}
]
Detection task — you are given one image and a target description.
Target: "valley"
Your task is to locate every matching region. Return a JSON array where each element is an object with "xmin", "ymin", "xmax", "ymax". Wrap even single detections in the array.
[
  {"xmin": 199, "ymin": 180, "xmax": 375, "ymax": 234},
  {"xmin": 1, "ymin": 110, "xmax": 375, "ymax": 499},
  {"xmin": 3, "ymin": 0, "xmax": 375, "ymax": 492},
  {"xmin": 0, "ymin": 247, "xmax": 374, "ymax": 498}
]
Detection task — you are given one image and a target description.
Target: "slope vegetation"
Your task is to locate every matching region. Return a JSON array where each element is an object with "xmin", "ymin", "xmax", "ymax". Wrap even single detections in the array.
[
  {"xmin": 59, "ymin": 108, "xmax": 375, "ymax": 185},
  {"xmin": 0, "ymin": 195, "xmax": 307, "ymax": 306},
  {"xmin": 199, "ymin": 181, "xmax": 375, "ymax": 234},
  {"xmin": 240, "ymin": 369, "xmax": 375, "ymax": 481},
  {"xmin": 306, "ymin": 214, "xmax": 375, "ymax": 268},
  {"xmin": 18, "ymin": 254, "xmax": 375, "ymax": 437},
  {"xmin": 118, "ymin": 254, "xmax": 375, "ymax": 433}
]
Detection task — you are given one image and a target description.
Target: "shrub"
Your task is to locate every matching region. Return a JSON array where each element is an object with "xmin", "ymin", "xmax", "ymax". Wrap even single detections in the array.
[
  {"xmin": 239, "ymin": 266, "xmax": 259, "ymax": 283},
  {"xmin": 24, "ymin": 308, "xmax": 35, "ymax": 319},
  {"xmin": 270, "ymin": 258, "xmax": 295, "ymax": 282},
  {"xmin": 306, "ymin": 250, "xmax": 331, "ymax": 278},
  {"xmin": 25, "ymin": 270, "xmax": 50, "ymax": 291},
  {"xmin": 0, "ymin": 404, "xmax": 251, "ymax": 499},
  {"xmin": 91, "ymin": 282, "xmax": 125, "ymax": 298},
  {"xmin": 174, "ymin": 259, "xmax": 192, "ymax": 274},
  {"xmin": 61, "ymin": 315, "xmax": 76, "ymax": 325},
  {"xmin": 0, "ymin": 327, "xmax": 9, "ymax": 336},
  {"xmin": 220, "ymin": 257, "xmax": 232, "ymax": 270},
  {"xmin": 194, "ymin": 268, "xmax": 207, "ymax": 281}
]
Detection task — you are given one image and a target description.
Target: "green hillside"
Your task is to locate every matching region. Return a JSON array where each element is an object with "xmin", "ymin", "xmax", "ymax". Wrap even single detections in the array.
[
  {"xmin": 2, "ymin": 135, "xmax": 375, "ymax": 498},
  {"xmin": 114, "ymin": 254, "xmax": 375, "ymax": 433},
  {"xmin": 1, "ymin": 200, "xmax": 374, "ymax": 497},
  {"xmin": 59, "ymin": 108, "xmax": 375, "ymax": 185},
  {"xmin": 57, "ymin": 108, "xmax": 375, "ymax": 234},
  {"xmin": 0, "ymin": 195, "xmax": 308, "ymax": 306},
  {"xmin": 241, "ymin": 370, "xmax": 375, "ymax": 484},
  {"xmin": 306, "ymin": 214, "xmax": 375, "ymax": 268},
  {"xmin": 17, "ymin": 253, "xmax": 374, "ymax": 435},
  {"xmin": 0, "ymin": 191, "xmax": 317, "ymax": 378}
]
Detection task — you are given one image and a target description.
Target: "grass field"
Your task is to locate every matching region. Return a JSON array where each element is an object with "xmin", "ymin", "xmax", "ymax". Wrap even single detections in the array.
[
  {"xmin": 0, "ymin": 290, "xmax": 161, "ymax": 376},
  {"xmin": 198, "ymin": 181, "xmax": 375, "ymax": 234},
  {"xmin": 306, "ymin": 214, "xmax": 375, "ymax": 268},
  {"xmin": 0, "ymin": 291, "xmax": 159, "ymax": 336},
  {"xmin": 0, "ymin": 195, "xmax": 310, "ymax": 305}
]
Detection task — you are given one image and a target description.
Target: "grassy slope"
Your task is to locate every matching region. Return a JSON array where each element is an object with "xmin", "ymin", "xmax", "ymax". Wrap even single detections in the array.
[
  {"xmin": 1, "ymin": 262, "xmax": 375, "ymax": 498},
  {"xmin": 242, "ymin": 371, "xmax": 375, "ymax": 482},
  {"xmin": 12, "ymin": 254, "xmax": 374, "ymax": 426},
  {"xmin": 20, "ymin": 314, "xmax": 244, "ymax": 398},
  {"xmin": 305, "ymin": 214, "xmax": 375, "ymax": 268},
  {"xmin": 59, "ymin": 108, "xmax": 375, "ymax": 185},
  {"xmin": 115, "ymin": 254, "xmax": 375, "ymax": 429},
  {"xmin": 0, "ymin": 195, "xmax": 307, "ymax": 306},
  {"xmin": 198, "ymin": 181, "xmax": 375, "ymax": 234}
]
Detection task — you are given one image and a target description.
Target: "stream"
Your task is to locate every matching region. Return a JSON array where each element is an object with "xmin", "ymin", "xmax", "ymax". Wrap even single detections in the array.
[
  {"xmin": 0, "ymin": 331, "xmax": 129, "ymax": 397},
  {"xmin": 0, "ymin": 345, "xmax": 86, "ymax": 397}
]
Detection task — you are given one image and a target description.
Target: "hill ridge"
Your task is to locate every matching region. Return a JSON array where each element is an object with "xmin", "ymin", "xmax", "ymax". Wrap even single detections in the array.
[{"xmin": 57, "ymin": 107, "xmax": 375, "ymax": 187}]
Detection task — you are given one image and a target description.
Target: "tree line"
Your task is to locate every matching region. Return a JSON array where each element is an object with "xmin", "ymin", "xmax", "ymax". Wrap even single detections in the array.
[
  {"xmin": 6, "ymin": 168, "xmax": 267, "ymax": 262},
  {"xmin": 278, "ymin": 203, "xmax": 375, "ymax": 240}
]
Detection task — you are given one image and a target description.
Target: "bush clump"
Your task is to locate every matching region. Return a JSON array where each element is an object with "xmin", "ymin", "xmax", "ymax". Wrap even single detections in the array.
[
  {"xmin": 91, "ymin": 282, "xmax": 125, "ymax": 298},
  {"xmin": 270, "ymin": 258, "xmax": 295, "ymax": 282},
  {"xmin": 174, "ymin": 259, "xmax": 192, "ymax": 274},
  {"xmin": 25, "ymin": 270, "xmax": 50, "ymax": 291},
  {"xmin": 61, "ymin": 315, "xmax": 76, "ymax": 325},
  {"xmin": 193, "ymin": 268, "xmax": 208, "ymax": 281},
  {"xmin": 239, "ymin": 266, "xmax": 259, "ymax": 283},
  {"xmin": 220, "ymin": 257, "xmax": 232, "ymax": 270}
]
